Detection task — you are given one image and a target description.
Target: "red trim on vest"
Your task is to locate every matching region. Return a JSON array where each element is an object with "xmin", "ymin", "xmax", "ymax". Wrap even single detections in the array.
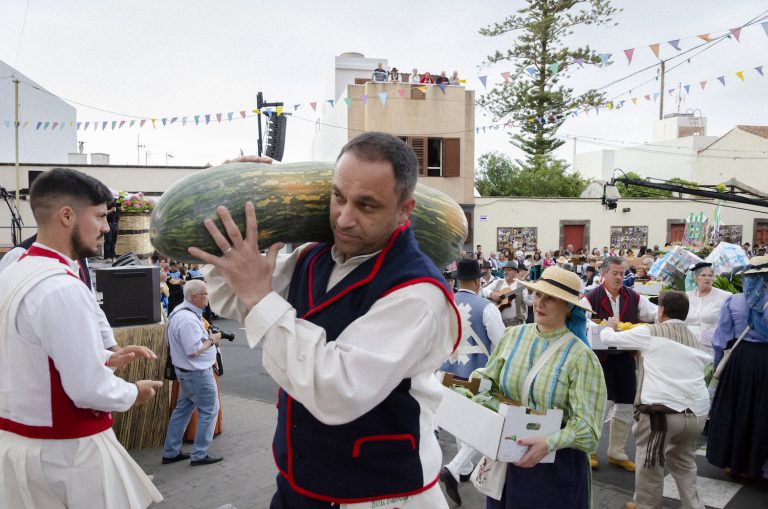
[
  {"xmin": 0, "ymin": 246, "xmax": 114, "ymax": 439},
  {"xmin": 301, "ymin": 221, "xmax": 411, "ymax": 321},
  {"xmin": 352, "ymin": 433, "xmax": 416, "ymax": 458}
]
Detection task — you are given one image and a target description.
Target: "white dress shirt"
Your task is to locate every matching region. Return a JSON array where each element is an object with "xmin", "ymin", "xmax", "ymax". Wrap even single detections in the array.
[
  {"xmin": 600, "ymin": 320, "xmax": 711, "ymax": 416},
  {"xmin": 606, "ymin": 290, "xmax": 658, "ymax": 322},
  {"xmin": 685, "ymin": 287, "xmax": 731, "ymax": 348}
]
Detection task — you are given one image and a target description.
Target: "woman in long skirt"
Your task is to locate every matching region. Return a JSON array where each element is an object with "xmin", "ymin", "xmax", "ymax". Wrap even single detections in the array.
[{"xmin": 472, "ymin": 266, "xmax": 607, "ymax": 508}]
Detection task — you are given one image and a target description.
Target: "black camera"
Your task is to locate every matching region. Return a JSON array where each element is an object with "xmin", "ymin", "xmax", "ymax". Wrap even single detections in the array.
[{"xmin": 209, "ymin": 324, "xmax": 236, "ymax": 342}]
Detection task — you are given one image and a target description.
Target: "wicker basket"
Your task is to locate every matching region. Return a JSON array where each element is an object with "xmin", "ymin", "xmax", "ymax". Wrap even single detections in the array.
[{"xmin": 115, "ymin": 213, "xmax": 153, "ymax": 258}]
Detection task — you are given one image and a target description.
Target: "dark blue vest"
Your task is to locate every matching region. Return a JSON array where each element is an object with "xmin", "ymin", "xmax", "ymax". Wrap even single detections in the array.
[{"xmin": 273, "ymin": 224, "xmax": 456, "ymax": 503}]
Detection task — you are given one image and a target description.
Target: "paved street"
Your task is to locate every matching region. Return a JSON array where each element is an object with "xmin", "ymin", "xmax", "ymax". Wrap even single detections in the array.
[{"xmin": 130, "ymin": 319, "xmax": 767, "ymax": 508}]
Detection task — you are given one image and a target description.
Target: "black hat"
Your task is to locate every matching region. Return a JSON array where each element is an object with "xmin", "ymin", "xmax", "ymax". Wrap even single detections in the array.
[
  {"xmin": 481, "ymin": 260, "xmax": 492, "ymax": 269},
  {"xmin": 501, "ymin": 260, "xmax": 519, "ymax": 270},
  {"xmin": 689, "ymin": 262, "xmax": 713, "ymax": 273},
  {"xmin": 442, "ymin": 270, "xmax": 456, "ymax": 280},
  {"xmin": 456, "ymin": 259, "xmax": 482, "ymax": 280}
]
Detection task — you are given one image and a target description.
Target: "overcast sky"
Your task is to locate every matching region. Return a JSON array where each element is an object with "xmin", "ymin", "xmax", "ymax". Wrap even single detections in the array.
[{"xmin": 0, "ymin": 0, "xmax": 766, "ymax": 169}]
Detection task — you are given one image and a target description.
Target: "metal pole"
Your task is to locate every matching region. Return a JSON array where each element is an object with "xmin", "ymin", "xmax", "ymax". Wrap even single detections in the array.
[
  {"xmin": 658, "ymin": 60, "xmax": 665, "ymax": 120},
  {"xmin": 257, "ymin": 92, "xmax": 264, "ymax": 157},
  {"xmin": 14, "ymin": 79, "xmax": 20, "ymax": 212}
]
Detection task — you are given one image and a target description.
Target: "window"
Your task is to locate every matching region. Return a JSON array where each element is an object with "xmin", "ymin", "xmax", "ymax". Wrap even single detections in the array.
[
  {"xmin": 400, "ymin": 136, "xmax": 460, "ymax": 177},
  {"xmin": 410, "ymin": 85, "xmax": 426, "ymax": 100}
]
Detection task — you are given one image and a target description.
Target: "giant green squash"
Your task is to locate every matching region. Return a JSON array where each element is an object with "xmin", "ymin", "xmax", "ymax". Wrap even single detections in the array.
[{"xmin": 150, "ymin": 162, "xmax": 467, "ymax": 269}]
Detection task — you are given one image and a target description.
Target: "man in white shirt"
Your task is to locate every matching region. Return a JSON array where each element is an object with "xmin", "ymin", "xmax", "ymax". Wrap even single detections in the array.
[
  {"xmin": 193, "ymin": 132, "xmax": 461, "ymax": 508},
  {"xmin": 601, "ymin": 291, "xmax": 710, "ymax": 509},
  {"xmin": 162, "ymin": 280, "xmax": 223, "ymax": 466},
  {"xmin": 479, "ymin": 259, "xmax": 499, "ymax": 290},
  {"xmin": 485, "ymin": 261, "xmax": 531, "ymax": 327},
  {"xmin": 0, "ymin": 167, "xmax": 163, "ymax": 509}
]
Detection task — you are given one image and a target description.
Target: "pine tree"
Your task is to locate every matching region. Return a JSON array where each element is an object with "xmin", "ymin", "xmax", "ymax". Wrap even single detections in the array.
[{"xmin": 478, "ymin": 0, "xmax": 619, "ymax": 170}]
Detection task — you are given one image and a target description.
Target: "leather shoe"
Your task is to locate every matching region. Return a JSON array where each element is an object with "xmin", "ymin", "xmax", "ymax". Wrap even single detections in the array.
[
  {"xmin": 439, "ymin": 466, "xmax": 462, "ymax": 506},
  {"xmin": 608, "ymin": 457, "xmax": 636, "ymax": 472},
  {"xmin": 190, "ymin": 454, "xmax": 223, "ymax": 466},
  {"xmin": 589, "ymin": 452, "xmax": 599, "ymax": 469},
  {"xmin": 161, "ymin": 452, "xmax": 190, "ymax": 464},
  {"xmin": 459, "ymin": 472, "xmax": 471, "ymax": 483}
]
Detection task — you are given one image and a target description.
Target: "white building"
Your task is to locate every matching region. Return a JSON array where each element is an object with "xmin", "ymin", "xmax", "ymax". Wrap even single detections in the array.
[
  {"xmin": 0, "ymin": 60, "xmax": 77, "ymax": 164},
  {"xmin": 573, "ymin": 113, "xmax": 717, "ymax": 182},
  {"xmin": 695, "ymin": 125, "xmax": 768, "ymax": 193}
]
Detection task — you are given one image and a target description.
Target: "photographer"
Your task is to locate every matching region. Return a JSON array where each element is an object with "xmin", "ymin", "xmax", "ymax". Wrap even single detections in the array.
[{"xmin": 162, "ymin": 280, "xmax": 223, "ymax": 466}]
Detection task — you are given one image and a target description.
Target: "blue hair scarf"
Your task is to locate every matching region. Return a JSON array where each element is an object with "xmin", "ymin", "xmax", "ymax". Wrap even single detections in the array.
[
  {"xmin": 566, "ymin": 305, "xmax": 590, "ymax": 346},
  {"xmin": 743, "ymin": 272, "xmax": 768, "ymax": 339}
]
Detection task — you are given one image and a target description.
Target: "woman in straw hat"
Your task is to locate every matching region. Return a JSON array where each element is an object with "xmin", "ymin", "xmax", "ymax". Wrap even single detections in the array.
[
  {"xmin": 707, "ymin": 255, "xmax": 768, "ymax": 479},
  {"xmin": 472, "ymin": 266, "xmax": 607, "ymax": 508}
]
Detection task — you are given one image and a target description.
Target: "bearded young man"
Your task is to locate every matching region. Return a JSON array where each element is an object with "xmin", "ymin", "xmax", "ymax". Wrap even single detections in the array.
[
  {"xmin": 0, "ymin": 168, "xmax": 163, "ymax": 509},
  {"xmin": 196, "ymin": 132, "xmax": 461, "ymax": 508}
]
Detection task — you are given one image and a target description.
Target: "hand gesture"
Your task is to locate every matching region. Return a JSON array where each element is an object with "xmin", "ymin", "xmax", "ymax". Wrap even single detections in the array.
[
  {"xmin": 107, "ymin": 345, "xmax": 157, "ymax": 370},
  {"xmin": 188, "ymin": 202, "xmax": 283, "ymax": 312},
  {"xmin": 134, "ymin": 380, "xmax": 164, "ymax": 406},
  {"xmin": 210, "ymin": 332, "xmax": 222, "ymax": 347}
]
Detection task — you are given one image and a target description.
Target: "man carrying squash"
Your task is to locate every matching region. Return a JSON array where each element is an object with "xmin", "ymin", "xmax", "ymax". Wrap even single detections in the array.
[{"xmin": 194, "ymin": 132, "xmax": 462, "ymax": 508}]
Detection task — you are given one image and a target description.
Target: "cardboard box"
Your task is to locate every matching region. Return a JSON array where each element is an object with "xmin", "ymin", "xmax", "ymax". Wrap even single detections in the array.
[
  {"xmin": 634, "ymin": 281, "xmax": 664, "ymax": 297},
  {"xmin": 436, "ymin": 384, "xmax": 563, "ymax": 463}
]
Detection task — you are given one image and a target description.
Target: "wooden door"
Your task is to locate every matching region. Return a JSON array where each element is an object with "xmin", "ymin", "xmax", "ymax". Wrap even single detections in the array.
[
  {"xmin": 563, "ymin": 224, "xmax": 585, "ymax": 252},
  {"xmin": 669, "ymin": 223, "xmax": 685, "ymax": 243}
]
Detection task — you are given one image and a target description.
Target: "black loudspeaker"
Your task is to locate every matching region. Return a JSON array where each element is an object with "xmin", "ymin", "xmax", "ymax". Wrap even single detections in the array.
[{"xmin": 95, "ymin": 266, "xmax": 161, "ymax": 326}]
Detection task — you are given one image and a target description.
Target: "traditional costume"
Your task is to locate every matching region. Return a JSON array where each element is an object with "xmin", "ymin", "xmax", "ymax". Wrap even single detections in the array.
[
  {"xmin": 0, "ymin": 243, "xmax": 161, "ymax": 509},
  {"xmin": 207, "ymin": 223, "xmax": 461, "ymax": 508}
]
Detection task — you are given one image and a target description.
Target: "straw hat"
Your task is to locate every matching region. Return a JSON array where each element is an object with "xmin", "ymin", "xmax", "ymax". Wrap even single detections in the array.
[
  {"xmin": 556, "ymin": 256, "xmax": 568, "ymax": 264},
  {"xmin": 519, "ymin": 266, "xmax": 591, "ymax": 311},
  {"xmin": 743, "ymin": 255, "xmax": 768, "ymax": 275}
]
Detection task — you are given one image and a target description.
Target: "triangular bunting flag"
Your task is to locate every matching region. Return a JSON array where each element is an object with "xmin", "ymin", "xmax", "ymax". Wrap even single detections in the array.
[
  {"xmin": 593, "ymin": 107, "xmax": 599, "ymax": 116},
  {"xmin": 416, "ymin": 86, "xmax": 426, "ymax": 93},
  {"xmin": 475, "ymin": 127, "xmax": 479, "ymax": 134},
  {"xmin": 762, "ymin": 22, "xmax": 768, "ymax": 36},
  {"xmin": 240, "ymin": 111, "xmax": 246, "ymax": 118},
  {"xmin": 194, "ymin": 116, "xmax": 199, "ymax": 126},
  {"xmin": 181, "ymin": 117, "xmax": 186, "ymax": 126},
  {"xmin": 276, "ymin": 106, "xmax": 283, "ymax": 116},
  {"xmin": 598, "ymin": 53, "xmax": 611, "ymax": 65},
  {"xmin": 717, "ymin": 76, "xmax": 725, "ymax": 86},
  {"xmin": 291, "ymin": 104, "xmax": 299, "ymax": 112},
  {"xmin": 653, "ymin": 93, "xmax": 659, "ymax": 101},
  {"xmin": 227, "ymin": 112, "xmax": 233, "ymax": 122},
  {"xmin": 326, "ymin": 99, "xmax": 334, "ymax": 108},
  {"xmin": 76, "ymin": 122, "xmax": 82, "ymax": 130},
  {"xmin": 575, "ymin": 57, "xmax": 584, "ymax": 67},
  {"xmin": 378, "ymin": 91, "xmax": 387, "ymax": 106},
  {"xmin": 52, "ymin": 122, "xmax": 58, "ymax": 130},
  {"xmin": 94, "ymin": 122, "xmax": 99, "ymax": 131},
  {"xmin": 624, "ymin": 48, "xmax": 634, "ymax": 64},
  {"xmin": 110, "ymin": 121, "xmax": 116, "ymax": 130},
  {"xmin": 729, "ymin": 27, "xmax": 742, "ymax": 41},
  {"xmin": 684, "ymin": 84, "xmax": 690, "ymax": 94},
  {"xmin": 736, "ymin": 71, "xmax": 744, "ymax": 81},
  {"xmin": 22, "ymin": 121, "xmax": 27, "ymax": 128},
  {"xmin": 140, "ymin": 119, "xmax": 147, "ymax": 128},
  {"xmin": 698, "ymin": 34, "xmax": 712, "ymax": 42},
  {"xmin": 502, "ymin": 71, "xmax": 512, "ymax": 81},
  {"xmin": 344, "ymin": 97, "xmax": 352, "ymax": 107},
  {"xmin": 700, "ymin": 80, "xmax": 707, "ymax": 90},
  {"xmin": 252, "ymin": 108, "xmax": 260, "ymax": 114},
  {"xmin": 171, "ymin": 117, "xmax": 177, "ymax": 125},
  {"xmin": 264, "ymin": 109, "xmax": 272, "ymax": 118},
  {"xmin": 61, "ymin": 122, "xmax": 66, "ymax": 130},
  {"xmin": 162, "ymin": 118, "xmax": 167, "ymax": 127},
  {"xmin": 478, "ymin": 75, "xmax": 487, "ymax": 88},
  {"xmin": 119, "ymin": 120, "xmax": 126, "ymax": 128},
  {"xmin": 549, "ymin": 62, "xmax": 559, "ymax": 77},
  {"xmin": 310, "ymin": 101, "xmax": 317, "ymax": 111},
  {"xmin": 649, "ymin": 43, "xmax": 660, "ymax": 59},
  {"xmin": 3, "ymin": 120, "xmax": 10, "ymax": 128},
  {"xmin": 668, "ymin": 88, "xmax": 675, "ymax": 95},
  {"xmin": 151, "ymin": 119, "xmax": 156, "ymax": 129},
  {"xmin": 361, "ymin": 95, "xmax": 368, "ymax": 105},
  {"xmin": 203, "ymin": 114, "xmax": 209, "ymax": 125},
  {"xmin": 631, "ymin": 97, "xmax": 638, "ymax": 105},
  {"xmin": 437, "ymin": 83, "xmax": 446, "ymax": 94},
  {"xmin": 644, "ymin": 94, "xmax": 651, "ymax": 101},
  {"xmin": 36, "ymin": 122, "xmax": 42, "ymax": 130},
  {"xmin": 84, "ymin": 121, "xmax": 90, "ymax": 130},
  {"xmin": 668, "ymin": 39, "xmax": 681, "ymax": 51},
  {"xmin": 216, "ymin": 113, "xmax": 222, "ymax": 123},
  {"xmin": 102, "ymin": 121, "xmax": 108, "ymax": 130},
  {"xmin": 525, "ymin": 67, "xmax": 535, "ymax": 77},
  {"xmin": 397, "ymin": 89, "xmax": 406, "ymax": 98},
  {"xmin": 756, "ymin": 66, "xmax": 764, "ymax": 76}
]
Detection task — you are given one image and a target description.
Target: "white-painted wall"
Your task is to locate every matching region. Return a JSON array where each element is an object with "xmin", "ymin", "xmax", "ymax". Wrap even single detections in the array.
[
  {"xmin": 474, "ymin": 196, "xmax": 762, "ymax": 254},
  {"xmin": 0, "ymin": 61, "xmax": 77, "ymax": 164},
  {"xmin": 695, "ymin": 128, "xmax": 768, "ymax": 193}
]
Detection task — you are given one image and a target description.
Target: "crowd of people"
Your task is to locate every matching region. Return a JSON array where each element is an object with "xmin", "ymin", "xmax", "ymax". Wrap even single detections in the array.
[
  {"xmin": 0, "ymin": 133, "xmax": 765, "ymax": 509},
  {"xmin": 372, "ymin": 62, "xmax": 463, "ymax": 85}
]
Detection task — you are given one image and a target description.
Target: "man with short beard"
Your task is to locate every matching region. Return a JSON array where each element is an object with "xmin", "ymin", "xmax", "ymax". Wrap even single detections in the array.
[{"xmin": 0, "ymin": 168, "xmax": 163, "ymax": 509}]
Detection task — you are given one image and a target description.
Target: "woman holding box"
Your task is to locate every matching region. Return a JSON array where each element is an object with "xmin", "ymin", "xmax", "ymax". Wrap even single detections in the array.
[{"xmin": 472, "ymin": 266, "xmax": 607, "ymax": 509}]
